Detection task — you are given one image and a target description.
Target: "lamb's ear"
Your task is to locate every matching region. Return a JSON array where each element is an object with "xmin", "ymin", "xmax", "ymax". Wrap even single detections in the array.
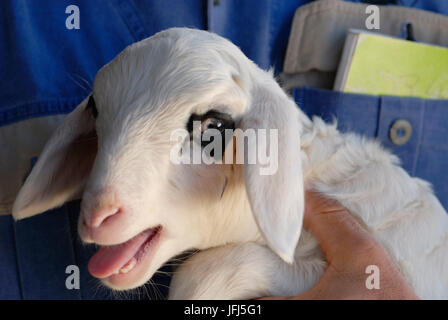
[
  {"xmin": 12, "ymin": 96, "xmax": 98, "ymax": 220},
  {"xmin": 239, "ymin": 84, "xmax": 304, "ymax": 264}
]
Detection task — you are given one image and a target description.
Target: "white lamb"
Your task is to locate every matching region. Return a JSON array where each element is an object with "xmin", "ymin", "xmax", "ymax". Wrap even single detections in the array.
[{"xmin": 12, "ymin": 28, "xmax": 448, "ymax": 299}]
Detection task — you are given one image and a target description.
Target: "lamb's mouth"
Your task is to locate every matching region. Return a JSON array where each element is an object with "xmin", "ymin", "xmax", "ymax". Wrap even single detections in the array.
[{"xmin": 87, "ymin": 226, "xmax": 162, "ymax": 280}]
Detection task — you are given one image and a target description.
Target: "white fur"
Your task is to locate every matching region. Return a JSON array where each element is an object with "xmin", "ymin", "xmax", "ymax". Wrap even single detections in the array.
[{"xmin": 12, "ymin": 28, "xmax": 448, "ymax": 299}]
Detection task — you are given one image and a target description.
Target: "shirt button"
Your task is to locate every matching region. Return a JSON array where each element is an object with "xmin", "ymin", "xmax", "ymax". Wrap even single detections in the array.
[{"xmin": 389, "ymin": 119, "xmax": 412, "ymax": 146}]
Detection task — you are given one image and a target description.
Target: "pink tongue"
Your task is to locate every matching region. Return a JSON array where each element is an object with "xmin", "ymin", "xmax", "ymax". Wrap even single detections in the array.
[{"xmin": 88, "ymin": 229, "xmax": 154, "ymax": 279}]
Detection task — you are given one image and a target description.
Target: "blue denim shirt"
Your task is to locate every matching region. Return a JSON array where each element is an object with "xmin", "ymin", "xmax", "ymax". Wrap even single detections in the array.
[{"xmin": 1, "ymin": 0, "xmax": 447, "ymax": 299}]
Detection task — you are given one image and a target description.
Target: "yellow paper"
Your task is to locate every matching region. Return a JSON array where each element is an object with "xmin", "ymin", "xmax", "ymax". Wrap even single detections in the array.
[{"xmin": 344, "ymin": 33, "xmax": 448, "ymax": 99}]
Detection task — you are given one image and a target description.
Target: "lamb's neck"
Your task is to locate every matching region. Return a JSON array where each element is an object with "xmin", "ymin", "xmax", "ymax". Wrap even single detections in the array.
[
  {"xmin": 299, "ymin": 119, "xmax": 346, "ymax": 182},
  {"xmin": 299, "ymin": 117, "xmax": 422, "ymax": 230}
]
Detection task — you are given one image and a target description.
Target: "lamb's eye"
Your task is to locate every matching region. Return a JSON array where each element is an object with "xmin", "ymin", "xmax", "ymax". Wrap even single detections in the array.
[
  {"xmin": 186, "ymin": 110, "xmax": 234, "ymax": 134},
  {"xmin": 86, "ymin": 95, "xmax": 98, "ymax": 119},
  {"xmin": 186, "ymin": 110, "xmax": 235, "ymax": 157},
  {"xmin": 201, "ymin": 117, "xmax": 225, "ymax": 132}
]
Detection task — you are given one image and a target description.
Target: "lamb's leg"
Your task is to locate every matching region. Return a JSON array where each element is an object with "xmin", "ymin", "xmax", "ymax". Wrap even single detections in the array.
[{"xmin": 168, "ymin": 240, "xmax": 325, "ymax": 300}]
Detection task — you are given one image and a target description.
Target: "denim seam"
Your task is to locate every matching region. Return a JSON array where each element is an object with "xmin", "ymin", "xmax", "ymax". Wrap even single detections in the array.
[
  {"xmin": 375, "ymin": 96, "xmax": 385, "ymax": 140},
  {"xmin": 0, "ymin": 96, "xmax": 86, "ymax": 127},
  {"xmin": 12, "ymin": 221, "xmax": 25, "ymax": 300},
  {"xmin": 412, "ymin": 100, "xmax": 425, "ymax": 176},
  {"xmin": 113, "ymin": 0, "xmax": 148, "ymax": 41},
  {"xmin": 65, "ymin": 204, "xmax": 82, "ymax": 300}
]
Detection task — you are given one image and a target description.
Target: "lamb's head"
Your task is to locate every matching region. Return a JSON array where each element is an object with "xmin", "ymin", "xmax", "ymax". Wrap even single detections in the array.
[{"xmin": 12, "ymin": 28, "xmax": 305, "ymax": 290}]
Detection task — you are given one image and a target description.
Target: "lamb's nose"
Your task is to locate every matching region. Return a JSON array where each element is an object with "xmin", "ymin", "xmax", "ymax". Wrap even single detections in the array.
[
  {"xmin": 81, "ymin": 187, "xmax": 124, "ymax": 230},
  {"xmin": 83, "ymin": 206, "xmax": 122, "ymax": 228}
]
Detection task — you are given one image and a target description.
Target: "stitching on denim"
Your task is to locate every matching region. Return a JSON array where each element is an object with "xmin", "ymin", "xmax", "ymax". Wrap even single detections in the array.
[
  {"xmin": 412, "ymin": 100, "xmax": 425, "ymax": 176},
  {"xmin": 0, "ymin": 97, "xmax": 85, "ymax": 127}
]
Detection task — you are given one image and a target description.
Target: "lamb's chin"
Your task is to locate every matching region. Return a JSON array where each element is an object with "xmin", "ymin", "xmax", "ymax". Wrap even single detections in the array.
[{"xmin": 97, "ymin": 228, "xmax": 165, "ymax": 290}]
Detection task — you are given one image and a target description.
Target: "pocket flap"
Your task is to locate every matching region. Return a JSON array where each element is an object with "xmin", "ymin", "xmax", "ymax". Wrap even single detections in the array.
[{"xmin": 283, "ymin": 0, "xmax": 448, "ymax": 89}]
